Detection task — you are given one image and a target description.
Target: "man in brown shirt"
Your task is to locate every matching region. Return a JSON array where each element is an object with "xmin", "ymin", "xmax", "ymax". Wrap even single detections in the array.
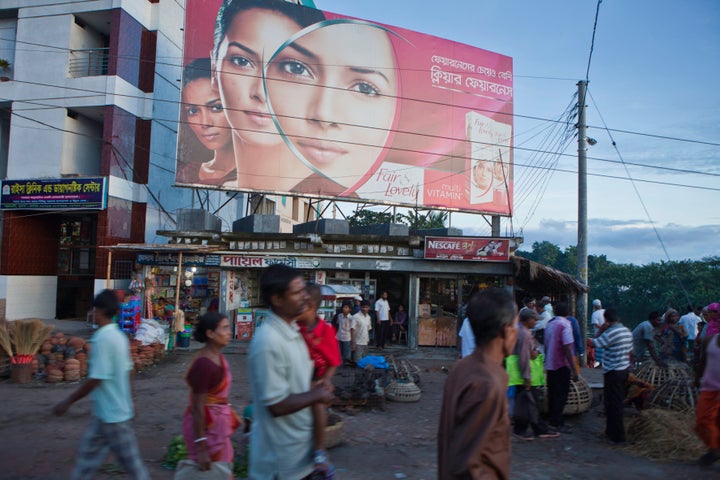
[{"xmin": 438, "ymin": 288, "xmax": 518, "ymax": 479}]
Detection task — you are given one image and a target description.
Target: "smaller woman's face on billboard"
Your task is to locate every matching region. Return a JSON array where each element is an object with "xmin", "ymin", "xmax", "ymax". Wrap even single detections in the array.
[
  {"xmin": 472, "ymin": 160, "xmax": 493, "ymax": 192},
  {"xmin": 214, "ymin": 8, "xmax": 303, "ymax": 147},
  {"xmin": 182, "ymin": 78, "xmax": 232, "ymax": 152},
  {"xmin": 266, "ymin": 23, "xmax": 398, "ymax": 187}
]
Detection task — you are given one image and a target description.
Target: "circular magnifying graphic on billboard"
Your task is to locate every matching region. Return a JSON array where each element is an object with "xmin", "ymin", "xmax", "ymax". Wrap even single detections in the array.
[{"xmin": 264, "ymin": 20, "xmax": 401, "ymax": 195}]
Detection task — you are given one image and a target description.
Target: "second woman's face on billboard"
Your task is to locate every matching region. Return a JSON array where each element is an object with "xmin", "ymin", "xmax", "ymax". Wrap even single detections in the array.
[
  {"xmin": 214, "ymin": 8, "xmax": 302, "ymax": 147},
  {"xmin": 266, "ymin": 23, "xmax": 399, "ymax": 187},
  {"xmin": 182, "ymin": 78, "xmax": 231, "ymax": 152}
]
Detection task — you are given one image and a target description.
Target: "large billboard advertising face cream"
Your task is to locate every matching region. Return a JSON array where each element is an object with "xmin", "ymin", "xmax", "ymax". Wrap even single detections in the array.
[{"xmin": 178, "ymin": 0, "xmax": 514, "ymax": 215}]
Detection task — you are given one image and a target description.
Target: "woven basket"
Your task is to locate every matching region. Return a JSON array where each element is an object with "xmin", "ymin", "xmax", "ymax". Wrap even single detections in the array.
[
  {"xmin": 539, "ymin": 376, "xmax": 593, "ymax": 415},
  {"xmin": 648, "ymin": 378, "xmax": 698, "ymax": 413},
  {"xmin": 564, "ymin": 376, "xmax": 593, "ymax": 415},
  {"xmin": 385, "ymin": 380, "xmax": 421, "ymax": 402},
  {"xmin": 635, "ymin": 361, "xmax": 693, "ymax": 388},
  {"xmin": 323, "ymin": 413, "xmax": 344, "ymax": 449}
]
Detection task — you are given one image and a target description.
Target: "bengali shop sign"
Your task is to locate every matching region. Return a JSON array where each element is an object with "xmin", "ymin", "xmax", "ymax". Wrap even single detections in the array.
[
  {"xmin": 177, "ymin": 0, "xmax": 513, "ymax": 215},
  {"xmin": 220, "ymin": 255, "xmax": 320, "ymax": 269},
  {"xmin": 424, "ymin": 236, "xmax": 509, "ymax": 261},
  {"xmin": 0, "ymin": 177, "xmax": 107, "ymax": 210}
]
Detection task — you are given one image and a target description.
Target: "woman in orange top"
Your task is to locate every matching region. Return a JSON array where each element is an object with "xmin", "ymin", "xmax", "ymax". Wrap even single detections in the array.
[{"xmin": 182, "ymin": 312, "xmax": 242, "ymax": 470}]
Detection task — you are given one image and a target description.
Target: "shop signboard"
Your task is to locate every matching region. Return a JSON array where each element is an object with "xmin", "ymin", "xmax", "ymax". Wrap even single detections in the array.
[
  {"xmin": 177, "ymin": 0, "xmax": 513, "ymax": 216},
  {"xmin": 424, "ymin": 236, "xmax": 509, "ymax": 262},
  {"xmin": 1, "ymin": 177, "xmax": 107, "ymax": 210},
  {"xmin": 136, "ymin": 253, "xmax": 211, "ymax": 266},
  {"xmin": 220, "ymin": 255, "xmax": 320, "ymax": 269}
]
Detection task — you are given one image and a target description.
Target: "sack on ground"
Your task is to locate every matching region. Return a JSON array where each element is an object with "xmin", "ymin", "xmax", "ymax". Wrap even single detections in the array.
[{"xmin": 173, "ymin": 460, "xmax": 233, "ymax": 480}]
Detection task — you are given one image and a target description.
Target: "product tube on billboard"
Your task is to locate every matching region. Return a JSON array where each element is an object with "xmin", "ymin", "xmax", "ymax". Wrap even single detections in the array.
[{"xmin": 177, "ymin": 0, "xmax": 513, "ymax": 215}]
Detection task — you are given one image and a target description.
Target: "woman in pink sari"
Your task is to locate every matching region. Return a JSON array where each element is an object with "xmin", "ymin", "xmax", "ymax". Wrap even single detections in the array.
[{"xmin": 182, "ymin": 312, "xmax": 242, "ymax": 471}]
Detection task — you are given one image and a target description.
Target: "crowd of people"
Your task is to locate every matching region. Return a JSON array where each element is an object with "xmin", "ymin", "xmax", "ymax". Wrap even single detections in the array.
[
  {"xmin": 48, "ymin": 281, "xmax": 719, "ymax": 479},
  {"xmin": 443, "ymin": 294, "xmax": 720, "ymax": 478}
]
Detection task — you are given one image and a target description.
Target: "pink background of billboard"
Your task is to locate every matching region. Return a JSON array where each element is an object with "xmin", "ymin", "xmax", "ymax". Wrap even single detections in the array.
[{"xmin": 181, "ymin": 0, "xmax": 513, "ymax": 215}]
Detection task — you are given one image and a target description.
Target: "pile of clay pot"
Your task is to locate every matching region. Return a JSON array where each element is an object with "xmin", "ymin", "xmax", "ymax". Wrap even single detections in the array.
[
  {"xmin": 35, "ymin": 332, "xmax": 166, "ymax": 383},
  {"xmin": 129, "ymin": 339, "xmax": 167, "ymax": 372},
  {"xmin": 38, "ymin": 333, "xmax": 88, "ymax": 383}
]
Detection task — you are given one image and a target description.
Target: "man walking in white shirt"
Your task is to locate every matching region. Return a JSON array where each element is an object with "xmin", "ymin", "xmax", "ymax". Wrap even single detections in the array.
[
  {"xmin": 352, "ymin": 300, "xmax": 373, "ymax": 362},
  {"xmin": 591, "ymin": 299, "xmax": 605, "ymax": 367},
  {"xmin": 375, "ymin": 291, "xmax": 392, "ymax": 349}
]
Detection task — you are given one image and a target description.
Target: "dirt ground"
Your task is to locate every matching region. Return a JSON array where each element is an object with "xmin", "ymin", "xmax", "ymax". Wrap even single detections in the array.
[{"xmin": 0, "ymin": 321, "xmax": 715, "ymax": 479}]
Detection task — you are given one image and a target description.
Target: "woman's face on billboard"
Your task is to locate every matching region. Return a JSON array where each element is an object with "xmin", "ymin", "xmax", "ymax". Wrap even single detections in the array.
[
  {"xmin": 472, "ymin": 159, "xmax": 493, "ymax": 192},
  {"xmin": 214, "ymin": 8, "xmax": 302, "ymax": 147},
  {"xmin": 266, "ymin": 23, "xmax": 398, "ymax": 187},
  {"xmin": 182, "ymin": 78, "xmax": 231, "ymax": 152}
]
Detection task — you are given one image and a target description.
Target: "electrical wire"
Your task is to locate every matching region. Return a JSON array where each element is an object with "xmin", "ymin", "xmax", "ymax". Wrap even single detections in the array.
[
  {"xmin": 585, "ymin": 0, "xmax": 602, "ymax": 83},
  {"xmin": 588, "ymin": 88, "xmax": 693, "ymax": 306}
]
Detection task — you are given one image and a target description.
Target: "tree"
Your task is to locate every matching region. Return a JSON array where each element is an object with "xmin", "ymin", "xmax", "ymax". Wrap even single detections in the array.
[
  {"xmin": 517, "ymin": 241, "xmax": 720, "ymax": 328},
  {"xmin": 400, "ymin": 210, "xmax": 448, "ymax": 230},
  {"xmin": 346, "ymin": 209, "xmax": 397, "ymax": 227}
]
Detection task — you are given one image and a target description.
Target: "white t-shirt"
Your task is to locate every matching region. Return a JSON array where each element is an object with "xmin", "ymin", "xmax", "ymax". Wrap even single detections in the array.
[
  {"xmin": 335, "ymin": 313, "xmax": 355, "ymax": 342},
  {"xmin": 679, "ymin": 312, "xmax": 701, "ymax": 340},
  {"xmin": 591, "ymin": 309, "xmax": 605, "ymax": 333},
  {"xmin": 352, "ymin": 312, "xmax": 372, "ymax": 345},
  {"xmin": 458, "ymin": 317, "xmax": 475, "ymax": 358},
  {"xmin": 375, "ymin": 298, "xmax": 391, "ymax": 321},
  {"xmin": 248, "ymin": 313, "xmax": 314, "ymax": 479}
]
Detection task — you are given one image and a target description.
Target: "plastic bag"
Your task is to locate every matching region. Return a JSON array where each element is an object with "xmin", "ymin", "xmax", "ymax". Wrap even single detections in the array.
[{"xmin": 173, "ymin": 460, "xmax": 232, "ymax": 480}]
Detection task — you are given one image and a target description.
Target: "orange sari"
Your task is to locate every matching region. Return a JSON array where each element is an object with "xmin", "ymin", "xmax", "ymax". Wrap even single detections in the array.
[{"xmin": 182, "ymin": 355, "xmax": 241, "ymax": 463}]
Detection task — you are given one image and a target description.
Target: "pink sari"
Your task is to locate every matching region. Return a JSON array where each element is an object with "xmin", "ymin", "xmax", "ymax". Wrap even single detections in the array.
[{"xmin": 182, "ymin": 355, "xmax": 241, "ymax": 463}]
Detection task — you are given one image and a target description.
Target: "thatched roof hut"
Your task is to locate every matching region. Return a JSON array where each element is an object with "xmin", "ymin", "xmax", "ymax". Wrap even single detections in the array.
[{"xmin": 511, "ymin": 256, "xmax": 588, "ymax": 299}]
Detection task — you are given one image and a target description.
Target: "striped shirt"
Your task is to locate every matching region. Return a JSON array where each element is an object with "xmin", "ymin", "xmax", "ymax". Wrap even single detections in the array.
[{"xmin": 593, "ymin": 323, "xmax": 633, "ymax": 373}]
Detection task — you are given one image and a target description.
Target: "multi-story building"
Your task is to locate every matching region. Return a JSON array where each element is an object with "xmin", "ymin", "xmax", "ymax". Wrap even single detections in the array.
[{"xmin": 0, "ymin": 0, "xmax": 313, "ymax": 321}]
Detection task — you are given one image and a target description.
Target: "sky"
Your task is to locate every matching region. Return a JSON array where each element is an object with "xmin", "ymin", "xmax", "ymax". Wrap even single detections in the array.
[{"xmin": 313, "ymin": 0, "xmax": 720, "ymax": 265}]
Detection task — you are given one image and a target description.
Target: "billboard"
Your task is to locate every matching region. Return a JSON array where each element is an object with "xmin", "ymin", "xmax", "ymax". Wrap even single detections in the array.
[
  {"xmin": 177, "ymin": 0, "xmax": 513, "ymax": 215},
  {"xmin": 424, "ymin": 236, "xmax": 509, "ymax": 262}
]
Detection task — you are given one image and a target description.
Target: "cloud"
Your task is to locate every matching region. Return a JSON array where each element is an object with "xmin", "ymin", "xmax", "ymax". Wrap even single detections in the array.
[{"xmin": 518, "ymin": 218, "xmax": 720, "ymax": 265}]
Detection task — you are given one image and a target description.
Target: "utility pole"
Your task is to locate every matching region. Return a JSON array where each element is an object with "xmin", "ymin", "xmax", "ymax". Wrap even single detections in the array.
[{"xmin": 577, "ymin": 80, "xmax": 589, "ymax": 367}]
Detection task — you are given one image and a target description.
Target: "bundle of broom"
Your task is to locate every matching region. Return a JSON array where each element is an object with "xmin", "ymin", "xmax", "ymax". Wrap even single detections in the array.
[{"xmin": 0, "ymin": 319, "xmax": 53, "ymax": 364}]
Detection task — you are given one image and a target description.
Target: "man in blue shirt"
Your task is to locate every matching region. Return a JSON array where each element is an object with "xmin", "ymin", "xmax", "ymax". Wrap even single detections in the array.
[{"xmin": 53, "ymin": 289, "xmax": 149, "ymax": 479}]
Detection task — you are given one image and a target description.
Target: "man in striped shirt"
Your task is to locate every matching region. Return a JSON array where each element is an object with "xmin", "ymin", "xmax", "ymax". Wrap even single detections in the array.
[{"xmin": 590, "ymin": 308, "xmax": 633, "ymax": 444}]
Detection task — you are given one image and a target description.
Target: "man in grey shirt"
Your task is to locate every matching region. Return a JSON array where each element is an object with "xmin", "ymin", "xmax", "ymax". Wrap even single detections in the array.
[{"xmin": 632, "ymin": 310, "xmax": 665, "ymax": 367}]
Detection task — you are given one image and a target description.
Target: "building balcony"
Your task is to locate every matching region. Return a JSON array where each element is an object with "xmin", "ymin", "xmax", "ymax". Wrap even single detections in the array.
[{"xmin": 68, "ymin": 48, "xmax": 109, "ymax": 78}]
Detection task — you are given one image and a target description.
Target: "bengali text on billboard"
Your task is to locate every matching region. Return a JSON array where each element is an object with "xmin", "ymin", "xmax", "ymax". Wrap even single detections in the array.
[{"xmin": 177, "ymin": 0, "xmax": 514, "ymax": 215}]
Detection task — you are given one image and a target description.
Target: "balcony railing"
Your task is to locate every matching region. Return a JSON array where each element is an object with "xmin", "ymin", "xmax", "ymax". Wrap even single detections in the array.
[{"xmin": 68, "ymin": 48, "xmax": 109, "ymax": 78}]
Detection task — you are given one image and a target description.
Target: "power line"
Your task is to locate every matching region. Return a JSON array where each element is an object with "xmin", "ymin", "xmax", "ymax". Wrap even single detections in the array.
[
  {"xmin": 4, "ymin": 101, "xmax": 719, "ymax": 200},
  {"xmin": 587, "ymin": 88, "xmax": 693, "ymax": 306},
  {"xmin": 5, "ymin": 87, "xmax": 719, "ymax": 183},
  {"xmin": 585, "ymin": 0, "xmax": 602, "ymax": 83},
  {"xmin": 2, "ymin": 35, "xmax": 719, "ymax": 150}
]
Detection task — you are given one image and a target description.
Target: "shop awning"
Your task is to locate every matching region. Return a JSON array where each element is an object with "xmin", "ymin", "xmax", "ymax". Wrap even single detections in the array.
[{"xmin": 320, "ymin": 284, "xmax": 361, "ymax": 299}]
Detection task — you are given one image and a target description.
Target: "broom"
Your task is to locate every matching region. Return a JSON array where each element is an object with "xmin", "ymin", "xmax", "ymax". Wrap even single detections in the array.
[
  {"xmin": 6, "ymin": 320, "xmax": 53, "ymax": 364},
  {"xmin": 0, "ymin": 324, "xmax": 13, "ymax": 360}
]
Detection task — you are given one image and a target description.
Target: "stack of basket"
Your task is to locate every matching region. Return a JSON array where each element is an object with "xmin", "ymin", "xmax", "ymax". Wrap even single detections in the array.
[
  {"xmin": 648, "ymin": 377, "xmax": 697, "ymax": 412},
  {"xmin": 385, "ymin": 357, "xmax": 422, "ymax": 403},
  {"xmin": 635, "ymin": 360, "xmax": 693, "ymax": 388}
]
